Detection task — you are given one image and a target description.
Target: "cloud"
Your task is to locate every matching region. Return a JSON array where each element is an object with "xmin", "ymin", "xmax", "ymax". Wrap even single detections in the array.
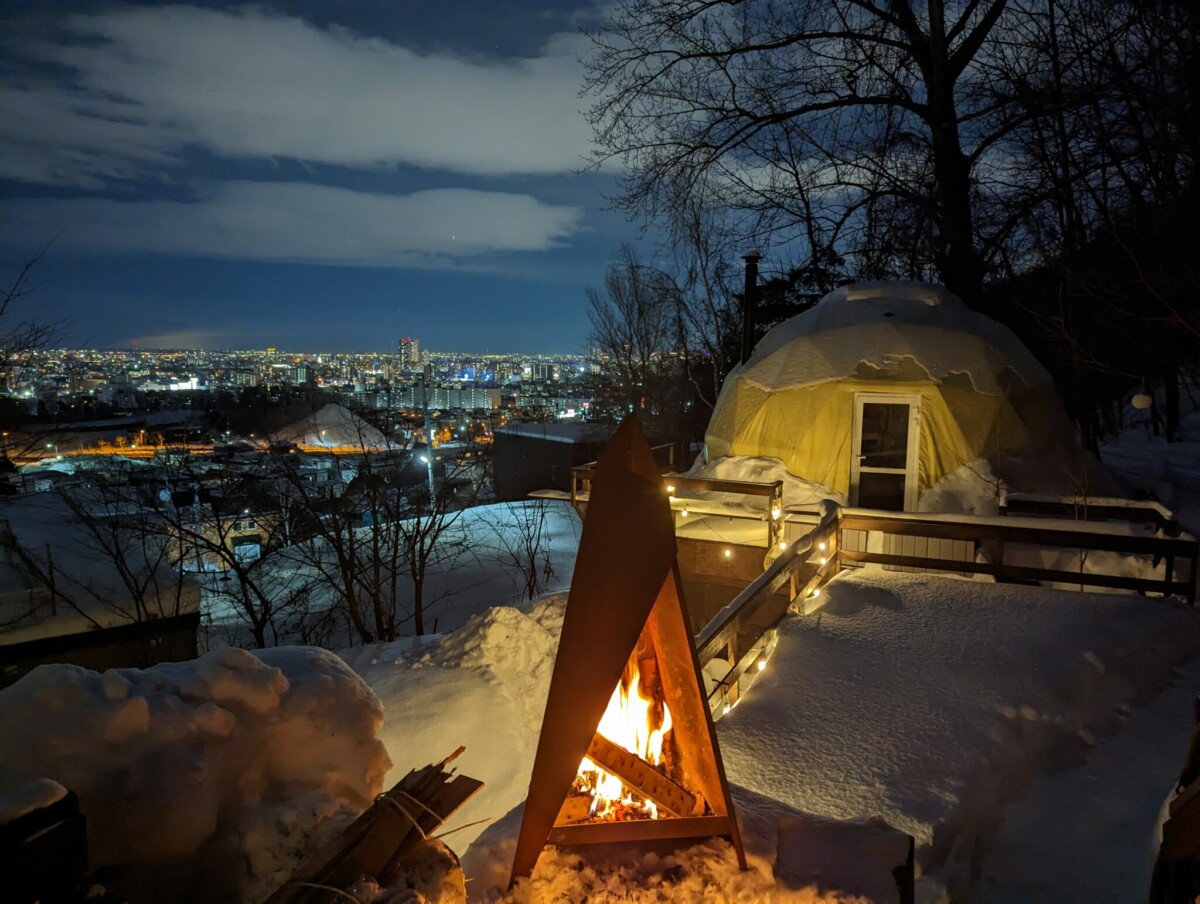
[
  {"xmin": 2, "ymin": 6, "xmax": 594, "ymax": 186},
  {"xmin": 2, "ymin": 182, "xmax": 585, "ymax": 266}
]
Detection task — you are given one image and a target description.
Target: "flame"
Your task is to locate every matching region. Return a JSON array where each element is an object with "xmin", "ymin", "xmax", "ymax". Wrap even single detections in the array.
[{"xmin": 575, "ymin": 657, "xmax": 673, "ymax": 820}]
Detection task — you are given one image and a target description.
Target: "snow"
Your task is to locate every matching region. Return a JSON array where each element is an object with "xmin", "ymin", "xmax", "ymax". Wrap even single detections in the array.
[
  {"xmin": 275, "ymin": 403, "xmax": 387, "ymax": 449},
  {"xmin": 684, "ymin": 453, "xmax": 845, "ymax": 511},
  {"xmin": 203, "ymin": 499, "xmax": 582, "ymax": 647},
  {"xmin": 1100, "ymin": 385, "xmax": 1200, "ymax": 533},
  {"xmin": 715, "ymin": 569, "xmax": 1200, "ymax": 902},
  {"xmin": 3, "ymin": 555, "xmax": 1197, "ymax": 901},
  {"xmin": 918, "ymin": 459, "xmax": 1004, "ymax": 516},
  {"xmin": 731, "ymin": 281, "xmax": 1054, "ymax": 397},
  {"xmin": 975, "ymin": 655, "xmax": 1200, "ymax": 903},
  {"xmin": 0, "ymin": 646, "xmax": 390, "ymax": 902},
  {"xmin": 0, "ymin": 777, "xmax": 67, "ymax": 824},
  {"xmin": 338, "ymin": 566, "xmax": 1197, "ymax": 902},
  {"xmin": 2, "ymin": 382, "xmax": 1198, "ymax": 902}
]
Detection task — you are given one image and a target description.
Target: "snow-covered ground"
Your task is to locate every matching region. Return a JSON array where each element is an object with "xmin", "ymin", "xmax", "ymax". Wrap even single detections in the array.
[
  {"xmin": 1100, "ymin": 389, "xmax": 1200, "ymax": 533},
  {"xmin": 0, "ymin": 646, "xmax": 389, "ymax": 902},
  {"xmin": 2, "ymin": 385, "xmax": 1198, "ymax": 903}
]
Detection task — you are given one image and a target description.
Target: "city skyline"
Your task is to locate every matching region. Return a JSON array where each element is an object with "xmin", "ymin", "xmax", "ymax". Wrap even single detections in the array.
[{"xmin": 0, "ymin": 1, "xmax": 638, "ymax": 353}]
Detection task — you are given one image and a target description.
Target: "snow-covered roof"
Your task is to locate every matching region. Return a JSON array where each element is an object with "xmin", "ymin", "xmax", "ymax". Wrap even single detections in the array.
[
  {"xmin": 738, "ymin": 281, "xmax": 1053, "ymax": 396},
  {"xmin": 275, "ymin": 404, "xmax": 386, "ymax": 449}
]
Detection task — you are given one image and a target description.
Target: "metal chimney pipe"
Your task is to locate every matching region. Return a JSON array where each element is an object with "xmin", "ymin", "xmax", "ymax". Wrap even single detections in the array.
[{"xmin": 741, "ymin": 252, "xmax": 762, "ymax": 364}]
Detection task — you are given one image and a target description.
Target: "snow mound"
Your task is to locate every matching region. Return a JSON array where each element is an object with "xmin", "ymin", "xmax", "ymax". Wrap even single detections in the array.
[
  {"xmin": 918, "ymin": 459, "xmax": 1004, "ymax": 516},
  {"xmin": 433, "ymin": 599, "xmax": 564, "ymax": 725},
  {"xmin": 345, "ymin": 596, "xmax": 568, "ymax": 857},
  {"xmin": 685, "ymin": 454, "xmax": 845, "ymax": 510},
  {"xmin": 276, "ymin": 403, "xmax": 386, "ymax": 449},
  {"xmin": 0, "ymin": 646, "xmax": 391, "ymax": 903}
]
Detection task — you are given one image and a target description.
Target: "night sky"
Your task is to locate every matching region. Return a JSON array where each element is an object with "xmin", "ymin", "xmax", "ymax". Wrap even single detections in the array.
[{"xmin": 0, "ymin": 1, "xmax": 637, "ymax": 353}]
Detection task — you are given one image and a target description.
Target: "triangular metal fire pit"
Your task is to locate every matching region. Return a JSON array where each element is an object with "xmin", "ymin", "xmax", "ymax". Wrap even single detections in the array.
[{"xmin": 509, "ymin": 415, "xmax": 746, "ymax": 883}]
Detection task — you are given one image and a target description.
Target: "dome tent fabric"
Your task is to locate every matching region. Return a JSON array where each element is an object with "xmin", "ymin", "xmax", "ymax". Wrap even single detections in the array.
[{"xmin": 704, "ymin": 281, "xmax": 1088, "ymax": 507}]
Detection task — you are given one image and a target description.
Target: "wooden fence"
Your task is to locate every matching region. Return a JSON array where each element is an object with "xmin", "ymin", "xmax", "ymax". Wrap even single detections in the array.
[
  {"xmin": 839, "ymin": 510, "xmax": 1197, "ymax": 603},
  {"xmin": 690, "ymin": 503, "xmax": 1198, "ymax": 717},
  {"xmin": 695, "ymin": 509, "xmax": 840, "ymax": 715}
]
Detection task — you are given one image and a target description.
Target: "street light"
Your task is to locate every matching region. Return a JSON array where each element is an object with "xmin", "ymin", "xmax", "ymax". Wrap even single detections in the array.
[{"xmin": 45, "ymin": 442, "xmax": 59, "ymax": 459}]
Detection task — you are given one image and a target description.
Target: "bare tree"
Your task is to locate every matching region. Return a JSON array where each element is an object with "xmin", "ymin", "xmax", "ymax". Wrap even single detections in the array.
[
  {"xmin": 587, "ymin": 244, "xmax": 682, "ymax": 419},
  {"xmin": 2, "ymin": 467, "xmax": 196, "ymax": 643},
  {"xmin": 490, "ymin": 498, "xmax": 557, "ymax": 602},
  {"xmin": 585, "ymin": 0, "xmax": 1024, "ymax": 309},
  {"xmin": 276, "ymin": 412, "xmax": 483, "ymax": 642}
]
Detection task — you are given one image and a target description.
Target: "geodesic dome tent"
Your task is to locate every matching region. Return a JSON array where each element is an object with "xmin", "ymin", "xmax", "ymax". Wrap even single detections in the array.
[{"xmin": 704, "ymin": 281, "xmax": 1086, "ymax": 510}]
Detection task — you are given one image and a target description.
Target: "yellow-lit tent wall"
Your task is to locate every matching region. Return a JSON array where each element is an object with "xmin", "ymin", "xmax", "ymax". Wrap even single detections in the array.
[{"xmin": 704, "ymin": 282, "xmax": 1086, "ymax": 503}]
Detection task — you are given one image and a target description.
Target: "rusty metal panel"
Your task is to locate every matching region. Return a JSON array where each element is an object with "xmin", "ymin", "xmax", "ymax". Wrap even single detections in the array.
[{"xmin": 509, "ymin": 415, "xmax": 747, "ymax": 883}]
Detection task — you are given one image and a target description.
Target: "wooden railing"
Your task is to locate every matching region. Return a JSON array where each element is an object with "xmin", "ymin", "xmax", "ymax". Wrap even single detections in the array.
[
  {"xmin": 690, "ymin": 502, "xmax": 1198, "ymax": 717},
  {"xmin": 1000, "ymin": 493, "xmax": 1179, "ymax": 536},
  {"xmin": 569, "ymin": 443, "xmax": 677, "ymax": 517},
  {"xmin": 571, "ymin": 457, "xmax": 785, "ymax": 548},
  {"xmin": 695, "ymin": 509, "xmax": 840, "ymax": 715},
  {"xmin": 838, "ymin": 509, "xmax": 1197, "ymax": 603}
]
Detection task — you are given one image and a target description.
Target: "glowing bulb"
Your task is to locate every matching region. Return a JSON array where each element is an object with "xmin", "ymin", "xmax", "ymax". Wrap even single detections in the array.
[
  {"xmin": 723, "ymin": 548, "xmax": 732, "ymax": 558},
  {"xmin": 757, "ymin": 658, "xmax": 767, "ymax": 672},
  {"xmin": 722, "ymin": 705, "xmax": 731, "ymax": 715},
  {"xmin": 779, "ymin": 540, "xmax": 788, "ymax": 550},
  {"xmin": 820, "ymin": 557, "xmax": 827, "ymax": 565},
  {"xmin": 810, "ymin": 589, "xmax": 821, "ymax": 599},
  {"xmin": 818, "ymin": 542, "xmax": 826, "ymax": 551},
  {"xmin": 681, "ymin": 507, "xmax": 689, "ymax": 518},
  {"xmin": 666, "ymin": 484, "xmax": 676, "ymax": 494},
  {"xmin": 771, "ymin": 507, "xmax": 781, "ymax": 520}
]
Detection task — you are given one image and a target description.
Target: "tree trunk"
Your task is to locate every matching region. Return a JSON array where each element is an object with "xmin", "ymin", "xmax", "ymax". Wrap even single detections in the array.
[{"xmin": 923, "ymin": 0, "xmax": 986, "ymax": 311}]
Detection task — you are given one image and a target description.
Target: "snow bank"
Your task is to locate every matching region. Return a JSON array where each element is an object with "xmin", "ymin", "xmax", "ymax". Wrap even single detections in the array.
[
  {"xmin": 0, "ymin": 777, "xmax": 67, "ymax": 824},
  {"xmin": 1101, "ymin": 386, "xmax": 1200, "ymax": 533},
  {"xmin": 342, "ymin": 596, "xmax": 567, "ymax": 863},
  {"xmin": 0, "ymin": 647, "xmax": 390, "ymax": 903},
  {"xmin": 717, "ymin": 569, "xmax": 1200, "ymax": 901},
  {"xmin": 685, "ymin": 454, "xmax": 845, "ymax": 510},
  {"xmin": 918, "ymin": 459, "xmax": 1003, "ymax": 516}
]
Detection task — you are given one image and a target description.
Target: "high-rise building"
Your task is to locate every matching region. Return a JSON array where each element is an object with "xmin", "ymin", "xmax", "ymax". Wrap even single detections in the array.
[{"xmin": 398, "ymin": 337, "xmax": 420, "ymax": 371}]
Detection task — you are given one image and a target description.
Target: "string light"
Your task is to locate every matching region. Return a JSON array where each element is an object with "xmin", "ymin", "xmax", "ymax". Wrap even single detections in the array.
[
  {"xmin": 771, "ymin": 507, "xmax": 781, "ymax": 520},
  {"xmin": 818, "ymin": 542, "xmax": 826, "ymax": 551},
  {"xmin": 722, "ymin": 704, "xmax": 731, "ymax": 716},
  {"xmin": 681, "ymin": 506, "xmax": 689, "ymax": 518},
  {"xmin": 666, "ymin": 484, "xmax": 676, "ymax": 494},
  {"xmin": 723, "ymin": 548, "xmax": 732, "ymax": 558},
  {"xmin": 757, "ymin": 657, "xmax": 767, "ymax": 672},
  {"xmin": 779, "ymin": 539, "xmax": 788, "ymax": 550},
  {"xmin": 819, "ymin": 557, "xmax": 828, "ymax": 565}
]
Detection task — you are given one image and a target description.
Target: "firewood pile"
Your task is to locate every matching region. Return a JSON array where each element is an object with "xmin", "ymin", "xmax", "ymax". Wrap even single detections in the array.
[{"xmin": 267, "ymin": 747, "xmax": 483, "ymax": 904}]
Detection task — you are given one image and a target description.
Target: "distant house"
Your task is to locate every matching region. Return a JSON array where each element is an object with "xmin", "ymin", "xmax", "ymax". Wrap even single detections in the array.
[
  {"xmin": 0, "ymin": 492, "xmax": 202, "ymax": 687},
  {"xmin": 493, "ymin": 423, "xmax": 617, "ymax": 500}
]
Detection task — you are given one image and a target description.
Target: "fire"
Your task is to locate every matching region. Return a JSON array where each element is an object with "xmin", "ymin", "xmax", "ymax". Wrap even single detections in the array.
[{"xmin": 575, "ymin": 657, "xmax": 673, "ymax": 820}]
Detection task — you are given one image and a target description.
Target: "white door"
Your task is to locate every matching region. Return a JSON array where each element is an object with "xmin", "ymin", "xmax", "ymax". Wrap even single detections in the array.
[{"xmin": 850, "ymin": 393, "xmax": 921, "ymax": 511}]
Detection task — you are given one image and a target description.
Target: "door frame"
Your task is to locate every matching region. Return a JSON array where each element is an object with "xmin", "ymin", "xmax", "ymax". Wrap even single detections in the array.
[{"xmin": 849, "ymin": 392, "xmax": 922, "ymax": 511}]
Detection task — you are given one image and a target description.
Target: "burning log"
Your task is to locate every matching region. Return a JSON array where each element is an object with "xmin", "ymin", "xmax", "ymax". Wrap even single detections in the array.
[{"xmin": 585, "ymin": 733, "xmax": 705, "ymax": 818}]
